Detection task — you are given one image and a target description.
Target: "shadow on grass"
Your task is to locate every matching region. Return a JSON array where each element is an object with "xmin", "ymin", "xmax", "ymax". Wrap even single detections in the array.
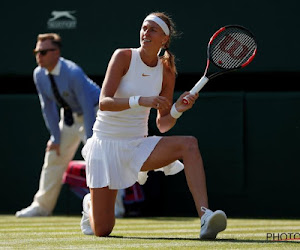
[{"xmin": 109, "ymin": 236, "xmax": 300, "ymax": 244}]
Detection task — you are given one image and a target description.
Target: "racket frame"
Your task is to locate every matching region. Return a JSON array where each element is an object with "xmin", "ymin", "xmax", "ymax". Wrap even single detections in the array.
[{"xmin": 182, "ymin": 25, "xmax": 257, "ymax": 104}]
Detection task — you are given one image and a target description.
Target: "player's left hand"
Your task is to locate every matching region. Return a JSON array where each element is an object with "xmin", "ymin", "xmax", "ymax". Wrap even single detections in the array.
[{"xmin": 175, "ymin": 92, "xmax": 199, "ymax": 112}]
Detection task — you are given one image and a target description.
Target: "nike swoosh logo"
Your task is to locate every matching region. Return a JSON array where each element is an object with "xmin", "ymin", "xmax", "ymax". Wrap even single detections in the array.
[
  {"xmin": 142, "ymin": 73, "xmax": 150, "ymax": 77},
  {"xmin": 201, "ymin": 221, "xmax": 205, "ymax": 227}
]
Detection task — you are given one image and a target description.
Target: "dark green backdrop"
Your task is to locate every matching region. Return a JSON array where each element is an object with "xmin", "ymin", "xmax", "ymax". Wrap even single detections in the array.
[{"xmin": 1, "ymin": 0, "xmax": 299, "ymax": 76}]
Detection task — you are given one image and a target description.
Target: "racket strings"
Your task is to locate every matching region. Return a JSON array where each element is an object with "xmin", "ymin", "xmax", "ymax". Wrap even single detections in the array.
[{"xmin": 210, "ymin": 27, "xmax": 257, "ymax": 69}]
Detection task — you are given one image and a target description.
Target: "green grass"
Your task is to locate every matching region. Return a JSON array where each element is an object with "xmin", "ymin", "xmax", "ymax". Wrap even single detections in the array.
[{"xmin": 1, "ymin": 215, "xmax": 300, "ymax": 249}]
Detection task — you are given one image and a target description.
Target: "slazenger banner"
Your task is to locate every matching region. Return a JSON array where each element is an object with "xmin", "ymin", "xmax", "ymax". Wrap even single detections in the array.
[{"xmin": 47, "ymin": 10, "xmax": 77, "ymax": 29}]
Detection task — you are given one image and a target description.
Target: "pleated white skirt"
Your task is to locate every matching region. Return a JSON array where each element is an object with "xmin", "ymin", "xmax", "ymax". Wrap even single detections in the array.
[{"xmin": 81, "ymin": 132, "xmax": 184, "ymax": 189}]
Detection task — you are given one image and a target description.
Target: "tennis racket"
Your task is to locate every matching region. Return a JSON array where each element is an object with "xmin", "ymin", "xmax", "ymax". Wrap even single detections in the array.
[{"xmin": 183, "ymin": 25, "xmax": 257, "ymax": 104}]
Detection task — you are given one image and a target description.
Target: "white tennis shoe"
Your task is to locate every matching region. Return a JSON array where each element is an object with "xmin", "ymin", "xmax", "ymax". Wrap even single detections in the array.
[
  {"xmin": 200, "ymin": 206, "xmax": 227, "ymax": 239},
  {"xmin": 15, "ymin": 204, "xmax": 50, "ymax": 217},
  {"xmin": 80, "ymin": 193, "xmax": 94, "ymax": 235},
  {"xmin": 115, "ymin": 190, "xmax": 125, "ymax": 218}
]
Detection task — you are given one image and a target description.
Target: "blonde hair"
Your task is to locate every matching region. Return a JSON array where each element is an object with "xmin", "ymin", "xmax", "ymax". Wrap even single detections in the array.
[
  {"xmin": 149, "ymin": 12, "xmax": 178, "ymax": 75},
  {"xmin": 37, "ymin": 33, "xmax": 62, "ymax": 49}
]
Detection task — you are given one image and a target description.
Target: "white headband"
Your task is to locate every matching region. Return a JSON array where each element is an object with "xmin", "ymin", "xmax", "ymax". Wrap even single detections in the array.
[{"xmin": 143, "ymin": 15, "xmax": 170, "ymax": 36}]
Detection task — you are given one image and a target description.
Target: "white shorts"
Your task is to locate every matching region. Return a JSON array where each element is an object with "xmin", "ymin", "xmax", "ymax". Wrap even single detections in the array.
[{"xmin": 81, "ymin": 132, "xmax": 184, "ymax": 189}]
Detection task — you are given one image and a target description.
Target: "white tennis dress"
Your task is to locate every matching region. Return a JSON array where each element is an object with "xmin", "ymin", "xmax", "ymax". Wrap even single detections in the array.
[{"xmin": 82, "ymin": 48, "xmax": 184, "ymax": 189}]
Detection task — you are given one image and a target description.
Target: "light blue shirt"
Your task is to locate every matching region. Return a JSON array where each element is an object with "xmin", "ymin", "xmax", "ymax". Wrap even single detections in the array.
[{"xmin": 33, "ymin": 57, "xmax": 101, "ymax": 144}]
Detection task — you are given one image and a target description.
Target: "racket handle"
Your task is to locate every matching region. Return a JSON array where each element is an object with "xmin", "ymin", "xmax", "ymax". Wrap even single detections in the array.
[
  {"xmin": 190, "ymin": 76, "xmax": 209, "ymax": 94},
  {"xmin": 182, "ymin": 76, "xmax": 209, "ymax": 104}
]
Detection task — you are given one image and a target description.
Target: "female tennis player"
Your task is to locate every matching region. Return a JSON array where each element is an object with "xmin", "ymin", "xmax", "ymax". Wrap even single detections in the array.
[{"xmin": 80, "ymin": 12, "xmax": 227, "ymax": 239}]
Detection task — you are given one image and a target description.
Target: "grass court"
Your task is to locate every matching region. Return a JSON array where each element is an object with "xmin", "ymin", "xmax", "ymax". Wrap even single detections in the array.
[{"xmin": 1, "ymin": 215, "xmax": 300, "ymax": 249}]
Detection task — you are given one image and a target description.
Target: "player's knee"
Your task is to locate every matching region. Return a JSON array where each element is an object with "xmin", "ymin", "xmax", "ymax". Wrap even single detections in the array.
[
  {"xmin": 93, "ymin": 215, "xmax": 115, "ymax": 237},
  {"xmin": 183, "ymin": 136, "xmax": 199, "ymax": 151},
  {"xmin": 94, "ymin": 224, "xmax": 114, "ymax": 237}
]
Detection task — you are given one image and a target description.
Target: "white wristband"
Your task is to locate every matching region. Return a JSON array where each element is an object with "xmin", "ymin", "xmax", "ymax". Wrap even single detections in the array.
[
  {"xmin": 170, "ymin": 103, "xmax": 182, "ymax": 119},
  {"xmin": 129, "ymin": 96, "xmax": 141, "ymax": 108}
]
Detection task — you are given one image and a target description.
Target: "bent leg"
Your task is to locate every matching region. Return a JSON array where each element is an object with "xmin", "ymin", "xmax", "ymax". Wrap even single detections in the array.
[
  {"xmin": 141, "ymin": 136, "xmax": 208, "ymax": 217},
  {"xmin": 89, "ymin": 187, "xmax": 118, "ymax": 237}
]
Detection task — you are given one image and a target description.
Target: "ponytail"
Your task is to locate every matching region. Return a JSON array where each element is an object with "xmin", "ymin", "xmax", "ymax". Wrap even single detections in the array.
[
  {"xmin": 161, "ymin": 49, "xmax": 177, "ymax": 75},
  {"xmin": 149, "ymin": 12, "xmax": 179, "ymax": 75}
]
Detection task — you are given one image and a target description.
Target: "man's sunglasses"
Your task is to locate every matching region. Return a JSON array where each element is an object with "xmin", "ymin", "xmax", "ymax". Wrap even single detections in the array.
[{"xmin": 33, "ymin": 48, "xmax": 57, "ymax": 56}]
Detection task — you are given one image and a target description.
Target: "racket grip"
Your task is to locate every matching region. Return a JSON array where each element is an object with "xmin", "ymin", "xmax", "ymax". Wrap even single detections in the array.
[
  {"xmin": 182, "ymin": 76, "xmax": 209, "ymax": 104},
  {"xmin": 190, "ymin": 76, "xmax": 209, "ymax": 94}
]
